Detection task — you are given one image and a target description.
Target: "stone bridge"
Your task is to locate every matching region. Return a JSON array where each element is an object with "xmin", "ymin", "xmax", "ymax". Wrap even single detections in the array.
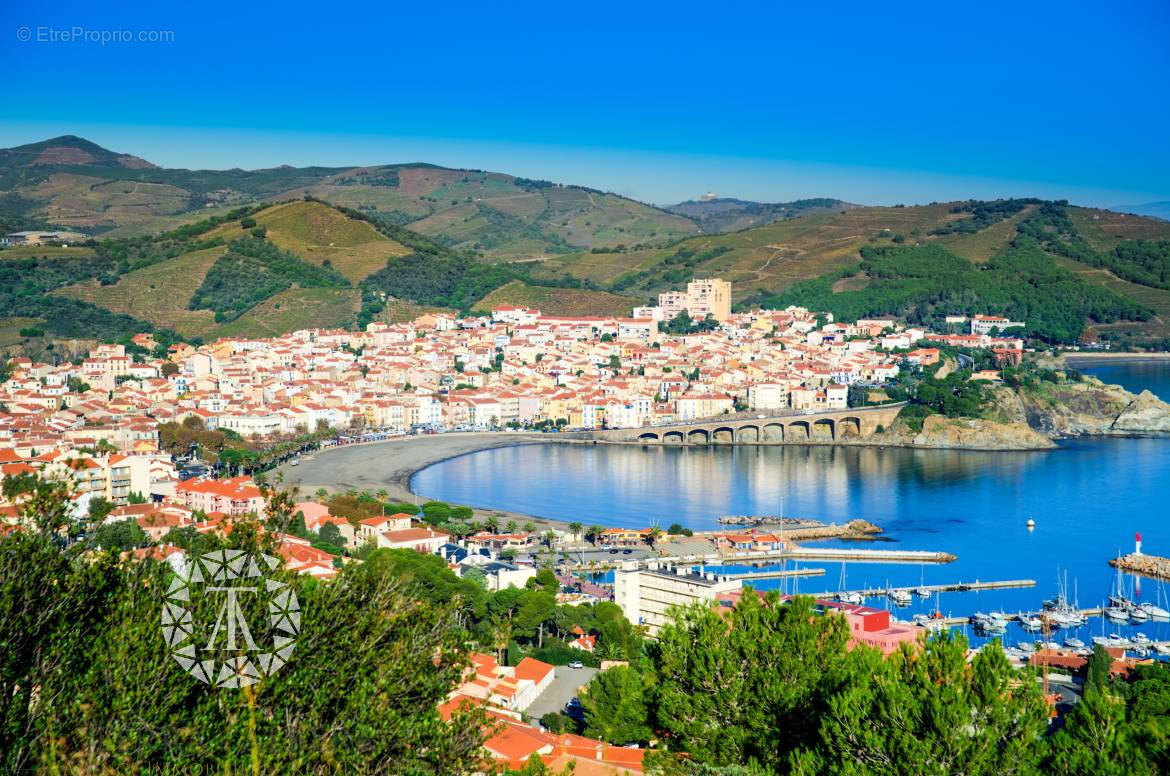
[{"xmin": 583, "ymin": 403, "xmax": 905, "ymax": 445}]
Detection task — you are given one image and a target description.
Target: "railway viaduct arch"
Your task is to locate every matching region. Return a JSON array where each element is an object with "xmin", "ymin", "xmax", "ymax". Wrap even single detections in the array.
[{"xmin": 585, "ymin": 403, "xmax": 905, "ymax": 446}]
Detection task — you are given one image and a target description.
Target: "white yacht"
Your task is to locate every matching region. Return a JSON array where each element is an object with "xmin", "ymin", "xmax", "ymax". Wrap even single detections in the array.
[
  {"xmin": 1018, "ymin": 615, "xmax": 1043, "ymax": 631},
  {"xmin": 888, "ymin": 588, "xmax": 912, "ymax": 607},
  {"xmin": 1105, "ymin": 606, "xmax": 1130, "ymax": 622},
  {"xmin": 1140, "ymin": 601, "xmax": 1170, "ymax": 620}
]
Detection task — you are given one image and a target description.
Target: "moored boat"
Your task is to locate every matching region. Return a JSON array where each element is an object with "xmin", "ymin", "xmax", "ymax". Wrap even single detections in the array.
[
  {"xmin": 1140, "ymin": 602, "xmax": 1170, "ymax": 620},
  {"xmin": 1018, "ymin": 615, "xmax": 1043, "ymax": 631},
  {"xmin": 888, "ymin": 588, "xmax": 912, "ymax": 606},
  {"xmin": 1105, "ymin": 606, "xmax": 1130, "ymax": 622}
]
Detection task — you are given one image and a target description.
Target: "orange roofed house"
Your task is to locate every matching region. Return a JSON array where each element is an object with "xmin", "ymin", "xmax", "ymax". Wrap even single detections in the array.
[
  {"xmin": 453, "ymin": 652, "xmax": 555, "ymax": 713},
  {"xmin": 438, "ymin": 696, "xmax": 646, "ymax": 774},
  {"xmin": 175, "ymin": 476, "xmax": 266, "ymax": 518}
]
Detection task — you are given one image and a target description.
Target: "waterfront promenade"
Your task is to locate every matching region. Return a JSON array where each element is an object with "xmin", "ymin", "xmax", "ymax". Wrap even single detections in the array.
[{"xmin": 273, "ymin": 432, "xmax": 574, "ymax": 531}]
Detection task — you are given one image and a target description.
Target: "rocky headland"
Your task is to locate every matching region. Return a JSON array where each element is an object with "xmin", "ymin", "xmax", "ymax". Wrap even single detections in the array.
[{"xmin": 873, "ymin": 376, "xmax": 1170, "ymax": 451}]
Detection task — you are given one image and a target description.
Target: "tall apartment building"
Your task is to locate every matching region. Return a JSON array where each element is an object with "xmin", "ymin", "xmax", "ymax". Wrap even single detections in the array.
[
  {"xmin": 686, "ymin": 278, "xmax": 731, "ymax": 321},
  {"xmin": 655, "ymin": 278, "xmax": 732, "ymax": 323},
  {"xmin": 614, "ymin": 562, "xmax": 742, "ymax": 636}
]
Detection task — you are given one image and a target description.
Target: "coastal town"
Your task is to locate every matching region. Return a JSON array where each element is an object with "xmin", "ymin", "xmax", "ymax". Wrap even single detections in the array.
[
  {"xmin": 1, "ymin": 278, "xmax": 1164, "ymax": 772},
  {"xmin": 0, "ymin": 276, "xmax": 1038, "ymax": 566},
  {"xmin": 0, "ymin": 276, "xmax": 1026, "ymax": 476},
  {"xmin": 4, "ymin": 2, "xmax": 1168, "ymax": 770}
]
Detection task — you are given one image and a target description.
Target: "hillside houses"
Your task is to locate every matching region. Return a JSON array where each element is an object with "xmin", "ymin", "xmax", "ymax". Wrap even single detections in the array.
[{"xmin": 1, "ymin": 278, "xmax": 1031, "ymax": 462}]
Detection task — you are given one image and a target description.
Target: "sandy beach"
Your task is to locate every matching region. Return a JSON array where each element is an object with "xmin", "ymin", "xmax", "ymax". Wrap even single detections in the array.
[{"xmin": 272, "ymin": 432, "xmax": 581, "ymax": 531}]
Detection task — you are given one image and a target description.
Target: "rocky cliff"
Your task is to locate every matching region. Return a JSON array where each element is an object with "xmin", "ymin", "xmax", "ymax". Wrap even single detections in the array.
[
  {"xmin": 870, "ymin": 376, "xmax": 1170, "ymax": 451},
  {"xmin": 1018, "ymin": 378, "xmax": 1170, "ymax": 436},
  {"xmin": 875, "ymin": 413, "xmax": 1057, "ymax": 451}
]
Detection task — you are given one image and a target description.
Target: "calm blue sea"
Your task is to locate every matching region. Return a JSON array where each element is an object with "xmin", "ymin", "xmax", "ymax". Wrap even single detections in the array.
[{"xmin": 412, "ymin": 362, "xmax": 1170, "ymax": 645}]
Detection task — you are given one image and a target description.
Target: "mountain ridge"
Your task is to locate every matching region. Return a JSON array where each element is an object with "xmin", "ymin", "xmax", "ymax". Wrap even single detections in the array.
[{"xmin": 0, "ymin": 136, "xmax": 699, "ymax": 256}]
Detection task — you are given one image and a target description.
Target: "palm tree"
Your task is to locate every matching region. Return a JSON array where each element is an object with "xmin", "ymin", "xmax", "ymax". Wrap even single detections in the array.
[
  {"xmin": 586, "ymin": 525, "xmax": 605, "ymax": 545},
  {"xmin": 568, "ymin": 521, "xmax": 583, "ymax": 542},
  {"xmin": 542, "ymin": 530, "xmax": 557, "ymax": 549},
  {"xmin": 506, "ymin": 519, "xmax": 518, "ymax": 534},
  {"xmin": 524, "ymin": 521, "xmax": 536, "ymax": 533},
  {"xmin": 647, "ymin": 526, "xmax": 663, "ymax": 547},
  {"xmin": 375, "ymin": 488, "xmax": 389, "ymax": 501},
  {"xmin": 314, "ymin": 487, "xmax": 329, "ymax": 502},
  {"xmin": 485, "ymin": 515, "xmax": 500, "ymax": 534}
]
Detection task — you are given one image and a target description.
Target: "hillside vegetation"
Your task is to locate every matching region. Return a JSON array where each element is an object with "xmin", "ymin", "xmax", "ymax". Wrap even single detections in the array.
[
  {"xmin": 7, "ymin": 137, "xmax": 1170, "ymax": 349},
  {"xmin": 472, "ymin": 280, "xmax": 638, "ymax": 317},
  {"xmin": 763, "ymin": 240, "xmax": 1149, "ymax": 343},
  {"xmin": 0, "ymin": 136, "xmax": 698, "ymax": 257},
  {"xmin": 534, "ymin": 202, "xmax": 972, "ymax": 299},
  {"xmin": 664, "ymin": 197, "xmax": 854, "ymax": 232},
  {"xmin": 188, "ymin": 235, "xmax": 350, "ymax": 322}
]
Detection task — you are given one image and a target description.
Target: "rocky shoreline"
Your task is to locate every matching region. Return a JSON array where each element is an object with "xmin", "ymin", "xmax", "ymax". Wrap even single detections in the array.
[
  {"xmin": 861, "ymin": 376, "xmax": 1170, "ymax": 451},
  {"xmin": 1110, "ymin": 553, "xmax": 1170, "ymax": 583},
  {"xmin": 780, "ymin": 519, "xmax": 883, "ymax": 542}
]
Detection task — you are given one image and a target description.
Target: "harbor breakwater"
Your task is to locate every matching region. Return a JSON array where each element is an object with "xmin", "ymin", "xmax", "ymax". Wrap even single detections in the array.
[{"xmin": 1111, "ymin": 553, "xmax": 1170, "ymax": 582}]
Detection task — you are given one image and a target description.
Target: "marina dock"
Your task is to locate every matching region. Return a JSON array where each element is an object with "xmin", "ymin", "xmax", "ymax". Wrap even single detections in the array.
[
  {"xmin": 801, "ymin": 578, "xmax": 1037, "ymax": 599},
  {"xmin": 785, "ymin": 547, "xmax": 956, "ymax": 563},
  {"xmin": 659, "ymin": 546, "xmax": 957, "ymax": 566},
  {"xmin": 932, "ymin": 607, "xmax": 1103, "ymax": 627},
  {"xmin": 721, "ymin": 567, "xmax": 826, "ymax": 581}
]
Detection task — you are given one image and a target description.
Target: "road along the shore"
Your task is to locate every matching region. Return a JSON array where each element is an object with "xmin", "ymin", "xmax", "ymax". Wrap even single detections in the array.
[{"xmin": 272, "ymin": 432, "xmax": 581, "ymax": 532}]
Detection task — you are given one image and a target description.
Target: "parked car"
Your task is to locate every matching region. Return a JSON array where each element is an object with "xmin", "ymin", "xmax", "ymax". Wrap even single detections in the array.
[
  {"xmin": 567, "ymin": 660, "xmax": 584, "ymax": 669},
  {"xmin": 622, "ymin": 549, "xmax": 633, "ymax": 554}
]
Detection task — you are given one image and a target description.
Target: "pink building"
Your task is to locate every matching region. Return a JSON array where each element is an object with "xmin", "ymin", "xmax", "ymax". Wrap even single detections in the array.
[
  {"xmin": 175, "ymin": 476, "xmax": 266, "ymax": 517},
  {"xmin": 819, "ymin": 600, "xmax": 922, "ymax": 656}
]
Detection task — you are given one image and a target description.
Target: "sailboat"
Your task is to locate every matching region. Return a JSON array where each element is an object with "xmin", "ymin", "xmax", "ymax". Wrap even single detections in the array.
[
  {"xmin": 914, "ymin": 564, "xmax": 930, "ymax": 598},
  {"xmin": 1109, "ymin": 554, "xmax": 1136, "ymax": 610},
  {"xmin": 836, "ymin": 563, "xmax": 863, "ymax": 605},
  {"xmin": 887, "ymin": 586, "xmax": 912, "ymax": 607}
]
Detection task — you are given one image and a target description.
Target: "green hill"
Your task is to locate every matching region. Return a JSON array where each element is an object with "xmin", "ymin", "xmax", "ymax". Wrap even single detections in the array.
[
  {"xmin": 664, "ymin": 197, "xmax": 856, "ymax": 233},
  {"xmin": 0, "ymin": 135, "xmax": 698, "ymax": 257},
  {"xmin": 534, "ymin": 199, "xmax": 1170, "ymax": 345},
  {"xmin": 22, "ymin": 199, "xmax": 635, "ymax": 344},
  {"xmin": 5, "ymin": 138, "xmax": 1170, "ymax": 350}
]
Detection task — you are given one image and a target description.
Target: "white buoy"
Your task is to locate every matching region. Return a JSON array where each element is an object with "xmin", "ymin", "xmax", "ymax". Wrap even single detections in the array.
[{"xmin": 1026, "ymin": 518, "xmax": 1035, "ymax": 529}]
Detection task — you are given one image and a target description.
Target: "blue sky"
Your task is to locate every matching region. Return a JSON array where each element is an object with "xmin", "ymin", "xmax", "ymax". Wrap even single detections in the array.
[{"xmin": 1, "ymin": 0, "xmax": 1168, "ymax": 207}]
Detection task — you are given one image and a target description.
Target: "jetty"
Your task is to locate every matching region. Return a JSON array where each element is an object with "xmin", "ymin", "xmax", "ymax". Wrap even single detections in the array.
[
  {"xmin": 1110, "ymin": 553, "xmax": 1170, "ymax": 582},
  {"xmin": 717, "ymin": 515, "xmax": 823, "ymax": 526},
  {"xmin": 803, "ymin": 578, "xmax": 1035, "ymax": 600},
  {"xmin": 721, "ymin": 567, "xmax": 826, "ymax": 581},
  {"xmin": 785, "ymin": 547, "xmax": 954, "ymax": 563},
  {"xmin": 661, "ymin": 546, "xmax": 955, "ymax": 566},
  {"xmin": 706, "ymin": 519, "xmax": 883, "ymax": 542}
]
